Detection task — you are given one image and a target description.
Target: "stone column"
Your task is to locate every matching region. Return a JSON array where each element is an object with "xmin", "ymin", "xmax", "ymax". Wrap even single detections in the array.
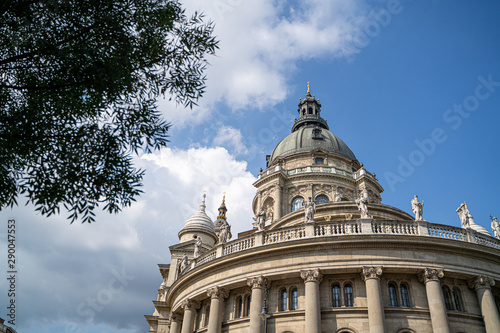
[
  {"xmin": 300, "ymin": 269, "xmax": 323, "ymax": 333},
  {"xmin": 468, "ymin": 275, "xmax": 500, "ymax": 333},
  {"xmin": 180, "ymin": 299, "xmax": 200, "ymax": 333},
  {"xmin": 362, "ymin": 266, "xmax": 385, "ymax": 333},
  {"xmin": 247, "ymin": 276, "xmax": 265, "ymax": 333},
  {"xmin": 419, "ymin": 268, "xmax": 450, "ymax": 333},
  {"xmin": 207, "ymin": 286, "xmax": 228, "ymax": 333},
  {"xmin": 169, "ymin": 312, "xmax": 181, "ymax": 333}
]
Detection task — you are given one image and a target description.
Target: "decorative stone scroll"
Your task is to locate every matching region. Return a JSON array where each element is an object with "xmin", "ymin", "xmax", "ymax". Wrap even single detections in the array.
[
  {"xmin": 362, "ymin": 266, "xmax": 383, "ymax": 280},
  {"xmin": 468, "ymin": 275, "xmax": 496, "ymax": 290},
  {"xmin": 180, "ymin": 299, "xmax": 200, "ymax": 311},
  {"xmin": 300, "ymin": 268, "xmax": 323, "ymax": 283},
  {"xmin": 247, "ymin": 276, "xmax": 265, "ymax": 289},
  {"xmin": 207, "ymin": 286, "xmax": 229, "ymax": 300},
  {"xmin": 418, "ymin": 268, "xmax": 444, "ymax": 283}
]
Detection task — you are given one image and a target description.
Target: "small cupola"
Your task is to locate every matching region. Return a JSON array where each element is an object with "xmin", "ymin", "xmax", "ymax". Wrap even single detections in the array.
[
  {"xmin": 292, "ymin": 82, "xmax": 329, "ymax": 132},
  {"xmin": 178, "ymin": 194, "xmax": 217, "ymax": 247}
]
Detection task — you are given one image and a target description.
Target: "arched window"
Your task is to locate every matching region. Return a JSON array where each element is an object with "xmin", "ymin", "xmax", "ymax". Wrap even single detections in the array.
[
  {"xmin": 452, "ymin": 287, "xmax": 463, "ymax": 312},
  {"xmin": 442, "ymin": 286, "xmax": 453, "ymax": 310},
  {"xmin": 332, "ymin": 284, "xmax": 341, "ymax": 307},
  {"xmin": 400, "ymin": 284, "xmax": 410, "ymax": 307},
  {"xmin": 389, "ymin": 283, "xmax": 398, "ymax": 307},
  {"xmin": 246, "ymin": 295, "xmax": 251, "ymax": 316},
  {"xmin": 308, "ymin": 107, "xmax": 313, "ymax": 114},
  {"xmin": 280, "ymin": 288, "xmax": 288, "ymax": 311},
  {"xmin": 315, "ymin": 195, "xmax": 329, "ymax": 205},
  {"xmin": 344, "ymin": 284, "xmax": 353, "ymax": 307},
  {"xmin": 236, "ymin": 296, "xmax": 243, "ymax": 318},
  {"xmin": 291, "ymin": 197, "xmax": 304, "ymax": 212},
  {"xmin": 291, "ymin": 287, "xmax": 298, "ymax": 310}
]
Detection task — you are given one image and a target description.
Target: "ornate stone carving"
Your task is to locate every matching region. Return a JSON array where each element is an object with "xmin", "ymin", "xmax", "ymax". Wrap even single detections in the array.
[
  {"xmin": 362, "ymin": 266, "xmax": 383, "ymax": 280},
  {"xmin": 300, "ymin": 268, "xmax": 322, "ymax": 283},
  {"xmin": 252, "ymin": 208, "xmax": 266, "ymax": 231},
  {"xmin": 355, "ymin": 190, "xmax": 369, "ymax": 218},
  {"xmin": 491, "ymin": 216, "xmax": 500, "ymax": 239},
  {"xmin": 304, "ymin": 197, "xmax": 316, "ymax": 223},
  {"xmin": 457, "ymin": 202, "xmax": 474, "ymax": 228},
  {"xmin": 181, "ymin": 299, "xmax": 200, "ymax": 310},
  {"xmin": 247, "ymin": 276, "xmax": 265, "ymax": 289},
  {"xmin": 333, "ymin": 189, "xmax": 343, "ymax": 202},
  {"xmin": 193, "ymin": 237, "xmax": 202, "ymax": 259},
  {"xmin": 217, "ymin": 220, "xmax": 232, "ymax": 244},
  {"xmin": 207, "ymin": 286, "xmax": 229, "ymax": 299},
  {"xmin": 179, "ymin": 254, "xmax": 189, "ymax": 274},
  {"xmin": 468, "ymin": 275, "xmax": 496, "ymax": 290},
  {"xmin": 418, "ymin": 268, "xmax": 444, "ymax": 283},
  {"xmin": 411, "ymin": 195, "xmax": 424, "ymax": 221}
]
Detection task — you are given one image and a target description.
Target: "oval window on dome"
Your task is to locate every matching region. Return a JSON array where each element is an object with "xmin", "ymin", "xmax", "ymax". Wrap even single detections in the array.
[
  {"xmin": 315, "ymin": 195, "xmax": 329, "ymax": 205},
  {"xmin": 291, "ymin": 197, "xmax": 304, "ymax": 212}
]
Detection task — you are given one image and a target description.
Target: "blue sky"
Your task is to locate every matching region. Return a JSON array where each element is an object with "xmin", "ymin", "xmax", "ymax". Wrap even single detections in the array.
[{"xmin": 1, "ymin": 1, "xmax": 500, "ymax": 333}]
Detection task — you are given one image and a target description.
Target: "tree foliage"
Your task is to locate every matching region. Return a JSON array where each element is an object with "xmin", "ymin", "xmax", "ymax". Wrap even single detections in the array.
[{"xmin": 0, "ymin": 0, "xmax": 218, "ymax": 222}]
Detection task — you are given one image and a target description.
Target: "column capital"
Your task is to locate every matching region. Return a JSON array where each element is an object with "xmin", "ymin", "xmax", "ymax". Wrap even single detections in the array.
[
  {"xmin": 300, "ymin": 268, "xmax": 323, "ymax": 283},
  {"xmin": 207, "ymin": 286, "xmax": 229, "ymax": 300},
  {"xmin": 180, "ymin": 299, "xmax": 200, "ymax": 311},
  {"xmin": 169, "ymin": 311, "xmax": 179, "ymax": 322},
  {"xmin": 468, "ymin": 275, "xmax": 496, "ymax": 290},
  {"xmin": 247, "ymin": 276, "xmax": 265, "ymax": 289},
  {"xmin": 418, "ymin": 268, "xmax": 444, "ymax": 284},
  {"xmin": 362, "ymin": 266, "xmax": 383, "ymax": 281}
]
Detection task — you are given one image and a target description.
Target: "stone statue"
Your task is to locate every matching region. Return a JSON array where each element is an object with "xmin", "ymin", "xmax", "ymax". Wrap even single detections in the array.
[
  {"xmin": 356, "ymin": 190, "xmax": 369, "ymax": 219},
  {"xmin": 193, "ymin": 237, "xmax": 202, "ymax": 258},
  {"xmin": 491, "ymin": 216, "xmax": 500, "ymax": 239},
  {"xmin": 252, "ymin": 208, "xmax": 266, "ymax": 231},
  {"xmin": 457, "ymin": 202, "xmax": 474, "ymax": 228},
  {"xmin": 180, "ymin": 254, "xmax": 189, "ymax": 273},
  {"xmin": 333, "ymin": 189, "xmax": 343, "ymax": 202},
  {"xmin": 218, "ymin": 220, "xmax": 232, "ymax": 244},
  {"xmin": 304, "ymin": 197, "xmax": 316, "ymax": 223},
  {"xmin": 411, "ymin": 195, "xmax": 424, "ymax": 221}
]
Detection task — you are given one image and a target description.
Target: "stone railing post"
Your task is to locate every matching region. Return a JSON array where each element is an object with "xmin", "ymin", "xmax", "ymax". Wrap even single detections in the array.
[
  {"xmin": 305, "ymin": 222, "xmax": 315, "ymax": 237},
  {"xmin": 254, "ymin": 231, "xmax": 265, "ymax": 246},
  {"xmin": 247, "ymin": 276, "xmax": 265, "ymax": 333},
  {"xmin": 168, "ymin": 312, "xmax": 180, "ymax": 333},
  {"xmin": 180, "ymin": 299, "xmax": 200, "ymax": 333},
  {"xmin": 360, "ymin": 219, "xmax": 373, "ymax": 234},
  {"xmin": 206, "ymin": 286, "xmax": 228, "ymax": 333},
  {"xmin": 416, "ymin": 220, "xmax": 430, "ymax": 235},
  {"xmin": 215, "ymin": 243, "xmax": 224, "ymax": 258},
  {"xmin": 362, "ymin": 266, "xmax": 385, "ymax": 333},
  {"xmin": 419, "ymin": 268, "xmax": 450, "ymax": 333},
  {"xmin": 300, "ymin": 269, "xmax": 322, "ymax": 333},
  {"xmin": 468, "ymin": 275, "xmax": 500, "ymax": 333}
]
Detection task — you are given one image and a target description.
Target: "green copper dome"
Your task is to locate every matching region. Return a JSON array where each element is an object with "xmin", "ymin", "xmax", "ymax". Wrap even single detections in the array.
[
  {"xmin": 269, "ymin": 83, "xmax": 357, "ymax": 165},
  {"xmin": 269, "ymin": 124, "xmax": 357, "ymax": 164}
]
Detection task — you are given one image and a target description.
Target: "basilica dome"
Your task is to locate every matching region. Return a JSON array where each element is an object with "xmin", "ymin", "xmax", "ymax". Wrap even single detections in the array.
[{"xmin": 269, "ymin": 124, "xmax": 357, "ymax": 164}]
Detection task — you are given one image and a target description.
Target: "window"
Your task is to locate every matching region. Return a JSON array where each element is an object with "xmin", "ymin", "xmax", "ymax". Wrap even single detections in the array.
[
  {"xmin": 344, "ymin": 284, "xmax": 353, "ymax": 307},
  {"xmin": 315, "ymin": 195, "xmax": 328, "ymax": 205},
  {"xmin": 442, "ymin": 286, "xmax": 453, "ymax": 310},
  {"xmin": 291, "ymin": 287, "xmax": 298, "ymax": 310},
  {"xmin": 204, "ymin": 305, "xmax": 210, "ymax": 327},
  {"xmin": 332, "ymin": 284, "xmax": 341, "ymax": 307},
  {"xmin": 236, "ymin": 296, "xmax": 243, "ymax": 318},
  {"xmin": 280, "ymin": 289, "xmax": 288, "ymax": 311},
  {"xmin": 389, "ymin": 283, "xmax": 398, "ymax": 307},
  {"xmin": 452, "ymin": 287, "xmax": 463, "ymax": 312},
  {"xmin": 314, "ymin": 157, "xmax": 324, "ymax": 164},
  {"xmin": 246, "ymin": 295, "xmax": 251, "ymax": 316},
  {"xmin": 291, "ymin": 197, "xmax": 304, "ymax": 212},
  {"xmin": 308, "ymin": 107, "xmax": 313, "ymax": 114},
  {"xmin": 400, "ymin": 284, "xmax": 410, "ymax": 307}
]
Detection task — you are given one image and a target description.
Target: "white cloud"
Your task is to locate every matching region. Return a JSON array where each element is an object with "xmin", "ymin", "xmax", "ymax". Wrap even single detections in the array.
[
  {"xmin": 213, "ymin": 125, "xmax": 249, "ymax": 155},
  {"xmin": 0, "ymin": 147, "xmax": 256, "ymax": 333},
  {"xmin": 160, "ymin": 0, "xmax": 371, "ymax": 128}
]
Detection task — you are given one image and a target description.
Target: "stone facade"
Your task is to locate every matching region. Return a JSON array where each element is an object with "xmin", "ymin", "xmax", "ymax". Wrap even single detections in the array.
[{"xmin": 146, "ymin": 87, "xmax": 500, "ymax": 333}]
